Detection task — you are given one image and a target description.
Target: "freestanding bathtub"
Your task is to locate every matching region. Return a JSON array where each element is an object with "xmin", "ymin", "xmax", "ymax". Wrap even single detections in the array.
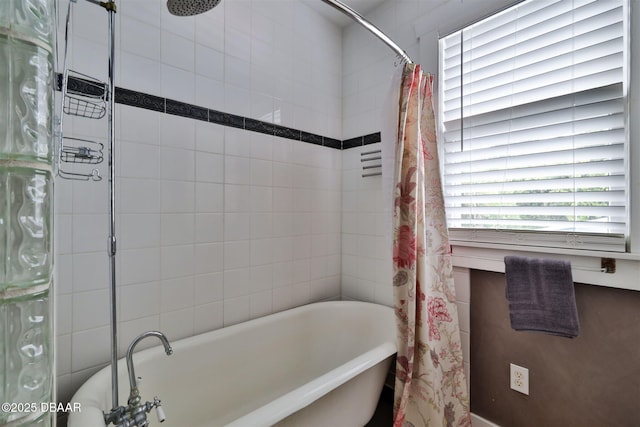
[{"xmin": 68, "ymin": 301, "xmax": 396, "ymax": 427}]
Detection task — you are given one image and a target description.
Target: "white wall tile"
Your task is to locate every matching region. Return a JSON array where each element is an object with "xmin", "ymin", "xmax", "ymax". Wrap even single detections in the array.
[
  {"xmin": 224, "ymin": 127, "xmax": 252, "ymax": 158},
  {"xmin": 119, "ymin": 0, "xmax": 162, "ymax": 27},
  {"xmin": 194, "ymin": 272, "xmax": 224, "ymax": 304},
  {"xmin": 292, "ymin": 213, "xmax": 312, "ymax": 236},
  {"xmin": 160, "ymin": 308, "xmax": 195, "ymax": 341},
  {"xmin": 224, "ymin": 85, "xmax": 251, "ymax": 117},
  {"xmin": 55, "ymin": 255, "xmax": 73, "ymax": 295},
  {"xmin": 272, "ymin": 138, "xmax": 293, "ymax": 163},
  {"xmin": 249, "ymin": 132, "xmax": 273, "ymax": 160},
  {"xmin": 119, "ymin": 179, "xmax": 161, "ymax": 214},
  {"xmin": 250, "ymin": 238, "xmax": 273, "ymax": 266},
  {"xmin": 195, "ymin": 44, "xmax": 224, "ymax": 80},
  {"xmin": 57, "ymin": 0, "xmax": 344, "ymax": 400},
  {"xmin": 120, "ymin": 52, "xmax": 162, "ymax": 96},
  {"xmin": 223, "ymin": 241, "xmax": 251, "ymax": 270},
  {"xmin": 224, "ymin": 156, "xmax": 252, "ymax": 185},
  {"xmin": 223, "ymin": 268, "xmax": 252, "ymax": 299},
  {"xmin": 194, "ymin": 302, "xmax": 224, "ymax": 334},
  {"xmin": 250, "ymin": 92, "xmax": 275, "ymax": 122},
  {"xmin": 271, "ymin": 237, "xmax": 293, "ymax": 263},
  {"xmin": 161, "ymin": 276, "xmax": 195, "ymax": 312},
  {"xmin": 250, "ymin": 264, "xmax": 273, "ymax": 293},
  {"xmin": 73, "ymin": 289, "xmax": 109, "ymax": 330},
  {"xmin": 195, "ymin": 213, "xmax": 224, "ymax": 243},
  {"xmin": 120, "ymin": 214, "xmax": 161, "ymax": 249},
  {"xmin": 272, "ymin": 285, "xmax": 295, "ymax": 312},
  {"xmin": 161, "ymin": 147, "xmax": 195, "ymax": 181},
  {"xmin": 55, "ymin": 215, "xmax": 72, "ymax": 255},
  {"xmin": 249, "ymin": 291, "xmax": 273, "ymax": 319},
  {"xmin": 161, "ymin": 213, "xmax": 195, "ymax": 246},
  {"xmin": 119, "ymin": 281, "xmax": 161, "ymax": 321},
  {"xmin": 72, "ymin": 252, "xmax": 109, "ymax": 292},
  {"xmin": 272, "ymin": 261, "xmax": 294, "ymax": 288},
  {"xmin": 250, "ymin": 159, "xmax": 272, "ymax": 186},
  {"xmin": 195, "ymin": 122, "xmax": 224, "ymax": 154},
  {"xmin": 120, "ymin": 141, "xmax": 160, "ymax": 179},
  {"xmin": 119, "ymin": 106, "xmax": 160, "ymax": 146},
  {"xmin": 54, "ymin": 179, "xmax": 73, "ymax": 215},
  {"xmin": 161, "ymin": 180, "xmax": 195, "ymax": 213},
  {"xmin": 272, "ymin": 188, "xmax": 293, "ymax": 212},
  {"xmin": 118, "ymin": 315, "xmax": 161, "ymax": 356},
  {"xmin": 225, "ymin": 0, "xmax": 250, "ymax": 33},
  {"xmin": 195, "ymin": 11, "xmax": 224, "ymax": 51},
  {"xmin": 70, "ymin": 37, "xmax": 108, "ymax": 83},
  {"xmin": 73, "ymin": 179, "xmax": 109, "ymax": 214},
  {"xmin": 223, "ymin": 296, "xmax": 250, "ymax": 326},
  {"xmin": 162, "ymin": 64, "xmax": 195, "ymax": 104},
  {"xmin": 250, "ymin": 186, "xmax": 272, "ymax": 212},
  {"xmin": 160, "ymin": 116, "xmax": 196, "ymax": 150},
  {"xmin": 71, "ymin": 327, "xmax": 110, "ymax": 372},
  {"xmin": 119, "ymin": 248, "xmax": 161, "ymax": 285},
  {"xmin": 160, "ymin": 6, "xmax": 194, "ymax": 39},
  {"xmin": 195, "ymin": 152, "xmax": 224, "ymax": 183},
  {"xmin": 194, "ymin": 243, "xmax": 223, "ymax": 274},
  {"xmin": 195, "ymin": 182, "xmax": 223, "ymax": 213},
  {"xmin": 224, "ymin": 185, "xmax": 252, "ymax": 212},
  {"xmin": 121, "ymin": 15, "xmax": 161, "ymax": 61},
  {"xmin": 250, "ymin": 62, "xmax": 275, "ymax": 97},
  {"xmin": 224, "ymin": 213, "xmax": 252, "ymax": 241},
  {"xmin": 72, "ymin": 215, "xmax": 108, "ymax": 253},
  {"xmin": 56, "ymin": 334, "xmax": 72, "ymax": 376},
  {"xmin": 251, "ymin": 213, "xmax": 273, "ymax": 239},
  {"xmin": 224, "ymin": 27, "xmax": 251, "ymax": 62},
  {"xmin": 161, "ymin": 245, "xmax": 195, "ymax": 279},
  {"xmin": 161, "ymin": 31, "xmax": 195, "ymax": 72},
  {"xmin": 272, "ymin": 213, "xmax": 294, "ymax": 238},
  {"xmin": 56, "ymin": 294, "xmax": 72, "ymax": 335}
]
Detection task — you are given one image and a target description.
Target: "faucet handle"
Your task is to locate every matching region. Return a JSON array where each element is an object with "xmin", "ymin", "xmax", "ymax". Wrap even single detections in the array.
[{"xmin": 153, "ymin": 396, "xmax": 166, "ymax": 423}]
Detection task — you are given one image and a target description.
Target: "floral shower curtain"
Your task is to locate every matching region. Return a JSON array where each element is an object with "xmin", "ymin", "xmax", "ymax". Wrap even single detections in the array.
[{"xmin": 391, "ymin": 63, "xmax": 471, "ymax": 427}]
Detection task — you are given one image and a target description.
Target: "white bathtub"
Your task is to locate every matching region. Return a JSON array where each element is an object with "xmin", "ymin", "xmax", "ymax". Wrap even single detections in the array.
[{"xmin": 68, "ymin": 301, "xmax": 396, "ymax": 427}]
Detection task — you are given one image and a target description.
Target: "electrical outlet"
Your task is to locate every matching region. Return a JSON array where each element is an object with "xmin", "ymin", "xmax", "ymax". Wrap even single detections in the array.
[{"xmin": 510, "ymin": 363, "xmax": 529, "ymax": 395}]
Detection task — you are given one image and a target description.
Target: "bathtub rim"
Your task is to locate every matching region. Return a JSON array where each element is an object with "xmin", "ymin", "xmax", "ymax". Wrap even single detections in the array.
[
  {"xmin": 226, "ymin": 342, "xmax": 396, "ymax": 427},
  {"xmin": 69, "ymin": 300, "xmax": 397, "ymax": 425}
]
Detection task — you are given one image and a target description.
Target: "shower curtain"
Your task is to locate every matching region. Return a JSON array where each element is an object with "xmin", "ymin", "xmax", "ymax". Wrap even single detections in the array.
[{"xmin": 390, "ymin": 63, "xmax": 470, "ymax": 427}]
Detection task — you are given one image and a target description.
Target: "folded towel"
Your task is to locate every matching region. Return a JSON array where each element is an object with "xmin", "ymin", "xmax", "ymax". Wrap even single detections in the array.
[{"xmin": 504, "ymin": 256, "xmax": 580, "ymax": 338}]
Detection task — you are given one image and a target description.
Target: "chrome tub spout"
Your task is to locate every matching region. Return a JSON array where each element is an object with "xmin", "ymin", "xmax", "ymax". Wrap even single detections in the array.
[
  {"xmin": 104, "ymin": 331, "xmax": 173, "ymax": 427},
  {"xmin": 127, "ymin": 331, "xmax": 173, "ymax": 395}
]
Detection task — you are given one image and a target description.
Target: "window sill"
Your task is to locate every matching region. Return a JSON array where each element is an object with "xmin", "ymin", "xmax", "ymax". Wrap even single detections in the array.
[{"xmin": 450, "ymin": 242, "xmax": 640, "ymax": 292}]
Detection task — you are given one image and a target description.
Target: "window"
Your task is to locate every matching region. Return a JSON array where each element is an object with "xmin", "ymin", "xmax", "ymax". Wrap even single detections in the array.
[{"xmin": 439, "ymin": 0, "xmax": 628, "ymax": 252}]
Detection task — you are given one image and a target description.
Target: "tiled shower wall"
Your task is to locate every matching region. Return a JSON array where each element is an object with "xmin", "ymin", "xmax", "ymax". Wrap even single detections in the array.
[{"xmin": 55, "ymin": 0, "xmax": 343, "ymax": 404}]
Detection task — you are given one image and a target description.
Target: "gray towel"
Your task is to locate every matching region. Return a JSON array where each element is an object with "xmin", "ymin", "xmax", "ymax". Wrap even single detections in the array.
[{"xmin": 504, "ymin": 256, "xmax": 580, "ymax": 338}]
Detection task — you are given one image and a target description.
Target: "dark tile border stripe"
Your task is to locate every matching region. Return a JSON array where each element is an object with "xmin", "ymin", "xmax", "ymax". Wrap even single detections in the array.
[
  {"xmin": 245, "ymin": 118, "xmax": 275, "ymax": 135},
  {"xmin": 301, "ymin": 131, "xmax": 323, "ymax": 146},
  {"xmin": 364, "ymin": 132, "xmax": 382, "ymax": 145},
  {"xmin": 342, "ymin": 136, "xmax": 363, "ymax": 150},
  {"xmin": 115, "ymin": 87, "xmax": 164, "ymax": 112},
  {"xmin": 58, "ymin": 73, "xmax": 381, "ymax": 150},
  {"xmin": 166, "ymin": 98, "xmax": 208, "ymax": 122},
  {"xmin": 324, "ymin": 138, "xmax": 342, "ymax": 149}
]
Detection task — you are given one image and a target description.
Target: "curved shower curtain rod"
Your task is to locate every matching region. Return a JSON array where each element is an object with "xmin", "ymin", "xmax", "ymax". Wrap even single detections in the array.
[{"xmin": 320, "ymin": 0, "xmax": 414, "ymax": 64}]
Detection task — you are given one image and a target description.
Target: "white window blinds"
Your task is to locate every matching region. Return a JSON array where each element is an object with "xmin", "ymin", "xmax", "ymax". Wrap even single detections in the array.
[{"xmin": 439, "ymin": 0, "xmax": 627, "ymax": 252}]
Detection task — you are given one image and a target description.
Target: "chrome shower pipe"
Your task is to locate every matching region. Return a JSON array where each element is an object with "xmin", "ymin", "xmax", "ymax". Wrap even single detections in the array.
[
  {"xmin": 105, "ymin": 0, "xmax": 119, "ymax": 410},
  {"xmin": 320, "ymin": 0, "xmax": 413, "ymax": 64}
]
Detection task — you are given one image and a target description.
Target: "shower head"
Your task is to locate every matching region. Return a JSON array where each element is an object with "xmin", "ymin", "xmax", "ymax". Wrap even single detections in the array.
[{"xmin": 166, "ymin": 0, "xmax": 221, "ymax": 16}]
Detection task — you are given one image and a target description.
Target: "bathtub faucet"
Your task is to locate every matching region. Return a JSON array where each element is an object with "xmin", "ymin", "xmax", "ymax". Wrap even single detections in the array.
[{"xmin": 104, "ymin": 331, "xmax": 173, "ymax": 427}]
